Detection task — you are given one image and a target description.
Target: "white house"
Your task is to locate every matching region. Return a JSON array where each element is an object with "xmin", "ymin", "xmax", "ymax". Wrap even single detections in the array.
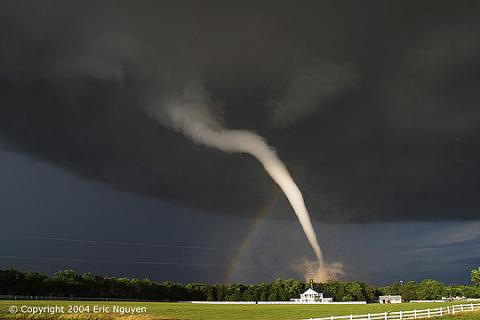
[
  {"xmin": 379, "ymin": 295, "xmax": 402, "ymax": 304},
  {"xmin": 290, "ymin": 288, "xmax": 333, "ymax": 303}
]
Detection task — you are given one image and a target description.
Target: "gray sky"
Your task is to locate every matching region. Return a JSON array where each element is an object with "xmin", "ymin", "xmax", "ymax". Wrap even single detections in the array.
[{"xmin": 0, "ymin": 0, "xmax": 479, "ymax": 285}]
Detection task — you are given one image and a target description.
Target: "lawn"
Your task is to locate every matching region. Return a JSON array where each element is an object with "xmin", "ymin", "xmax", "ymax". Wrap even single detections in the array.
[
  {"xmin": 442, "ymin": 312, "xmax": 480, "ymax": 320},
  {"xmin": 0, "ymin": 300, "xmax": 475, "ymax": 320}
]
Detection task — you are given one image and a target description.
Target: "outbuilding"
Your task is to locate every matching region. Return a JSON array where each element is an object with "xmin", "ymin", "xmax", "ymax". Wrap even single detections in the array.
[{"xmin": 379, "ymin": 295, "xmax": 402, "ymax": 304}]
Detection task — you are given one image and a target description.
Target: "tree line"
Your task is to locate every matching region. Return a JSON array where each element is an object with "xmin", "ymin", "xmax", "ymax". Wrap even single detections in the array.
[{"xmin": 1, "ymin": 268, "xmax": 479, "ymax": 302}]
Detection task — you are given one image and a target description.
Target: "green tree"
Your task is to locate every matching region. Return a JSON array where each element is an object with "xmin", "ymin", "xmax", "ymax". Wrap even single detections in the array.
[
  {"xmin": 242, "ymin": 286, "xmax": 257, "ymax": 301},
  {"xmin": 226, "ymin": 283, "xmax": 245, "ymax": 301},
  {"xmin": 206, "ymin": 285, "xmax": 215, "ymax": 301},
  {"xmin": 215, "ymin": 284, "xmax": 228, "ymax": 301},
  {"xmin": 322, "ymin": 281, "xmax": 346, "ymax": 301},
  {"xmin": 382, "ymin": 283, "xmax": 401, "ymax": 296},
  {"xmin": 258, "ymin": 283, "xmax": 269, "ymax": 301},
  {"xmin": 7, "ymin": 267, "xmax": 480, "ymax": 302},
  {"xmin": 342, "ymin": 294, "xmax": 353, "ymax": 301},
  {"xmin": 400, "ymin": 281, "xmax": 418, "ymax": 302},
  {"xmin": 417, "ymin": 279, "xmax": 446, "ymax": 300},
  {"xmin": 52, "ymin": 269, "xmax": 82, "ymax": 296},
  {"xmin": 270, "ymin": 279, "xmax": 284, "ymax": 300},
  {"xmin": 283, "ymin": 279, "xmax": 305, "ymax": 300},
  {"xmin": 471, "ymin": 267, "xmax": 480, "ymax": 286},
  {"xmin": 268, "ymin": 292, "xmax": 279, "ymax": 301},
  {"xmin": 345, "ymin": 282, "xmax": 365, "ymax": 301},
  {"xmin": 361, "ymin": 283, "xmax": 380, "ymax": 303}
]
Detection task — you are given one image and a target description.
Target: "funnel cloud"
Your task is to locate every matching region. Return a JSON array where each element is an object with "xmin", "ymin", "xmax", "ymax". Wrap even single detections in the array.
[{"xmin": 146, "ymin": 82, "xmax": 333, "ymax": 276}]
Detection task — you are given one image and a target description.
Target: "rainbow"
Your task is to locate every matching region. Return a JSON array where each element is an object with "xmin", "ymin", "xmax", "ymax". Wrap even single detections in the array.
[{"xmin": 224, "ymin": 190, "xmax": 280, "ymax": 282}]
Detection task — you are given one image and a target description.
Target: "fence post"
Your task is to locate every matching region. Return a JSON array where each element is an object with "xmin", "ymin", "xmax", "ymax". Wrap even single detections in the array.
[
  {"xmin": 368, "ymin": 313, "xmax": 371, "ymax": 320},
  {"xmin": 471, "ymin": 303, "xmax": 474, "ymax": 311},
  {"xmin": 427, "ymin": 308, "xmax": 430, "ymax": 318},
  {"xmin": 399, "ymin": 310, "xmax": 402, "ymax": 320},
  {"xmin": 440, "ymin": 307, "xmax": 442, "ymax": 316},
  {"xmin": 384, "ymin": 312, "xmax": 387, "ymax": 320},
  {"xmin": 331, "ymin": 316, "xmax": 334, "ymax": 320},
  {"xmin": 414, "ymin": 309, "xmax": 417, "ymax": 319},
  {"xmin": 452, "ymin": 306, "xmax": 455, "ymax": 315},
  {"xmin": 461, "ymin": 304, "xmax": 464, "ymax": 312},
  {"xmin": 350, "ymin": 314, "xmax": 353, "ymax": 320}
]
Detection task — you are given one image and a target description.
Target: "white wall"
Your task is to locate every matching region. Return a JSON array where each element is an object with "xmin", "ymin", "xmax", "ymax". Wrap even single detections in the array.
[{"xmin": 188, "ymin": 301, "xmax": 367, "ymax": 305}]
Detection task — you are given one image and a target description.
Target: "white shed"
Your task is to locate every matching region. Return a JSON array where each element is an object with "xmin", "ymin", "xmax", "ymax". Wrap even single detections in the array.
[{"xmin": 379, "ymin": 295, "xmax": 402, "ymax": 304}]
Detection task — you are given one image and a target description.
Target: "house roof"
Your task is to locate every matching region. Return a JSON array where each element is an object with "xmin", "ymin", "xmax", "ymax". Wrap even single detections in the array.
[
  {"xmin": 303, "ymin": 288, "xmax": 319, "ymax": 295},
  {"xmin": 379, "ymin": 295, "xmax": 402, "ymax": 299}
]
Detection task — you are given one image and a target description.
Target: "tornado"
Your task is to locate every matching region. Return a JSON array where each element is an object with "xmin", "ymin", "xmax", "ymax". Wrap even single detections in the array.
[
  {"xmin": 148, "ymin": 84, "xmax": 325, "ymax": 268},
  {"xmin": 62, "ymin": 35, "xmax": 338, "ymax": 279}
]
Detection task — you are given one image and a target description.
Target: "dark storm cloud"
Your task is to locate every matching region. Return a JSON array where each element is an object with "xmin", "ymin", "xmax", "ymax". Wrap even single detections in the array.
[
  {"xmin": 268, "ymin": 62, "xmax": 359, "ymax": 127},
  {"xmin": 1, "ymin": 0, "xmax": 480, "ymax": 222}
]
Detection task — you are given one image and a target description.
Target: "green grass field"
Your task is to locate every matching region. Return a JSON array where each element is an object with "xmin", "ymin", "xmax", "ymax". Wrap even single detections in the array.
[{"xmin": 0, "ymin": 300, "xmax": 477, "ymax": 320}]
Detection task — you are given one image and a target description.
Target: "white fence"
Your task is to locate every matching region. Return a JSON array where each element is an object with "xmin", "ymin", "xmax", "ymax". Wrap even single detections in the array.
[
  {"xmin": 306, "ymin": 303, "xmax": 480, "ymax": 320},
  {"xmin": 189, "ymin": 301, "xmax": 366, "ymax": 305}
]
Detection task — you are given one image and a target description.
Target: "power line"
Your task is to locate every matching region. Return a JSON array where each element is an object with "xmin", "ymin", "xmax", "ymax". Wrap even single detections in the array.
[
  {"xmin": 0, "ymin": 234, "xmax": 237, "ymax": 252},
  {"xmin": 0, "ymin": 233, "xmax": 302, "ymax": 255},
  {"xmin": 0, "ymin": 255, "xmax": 289, "ymax": 269}
]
